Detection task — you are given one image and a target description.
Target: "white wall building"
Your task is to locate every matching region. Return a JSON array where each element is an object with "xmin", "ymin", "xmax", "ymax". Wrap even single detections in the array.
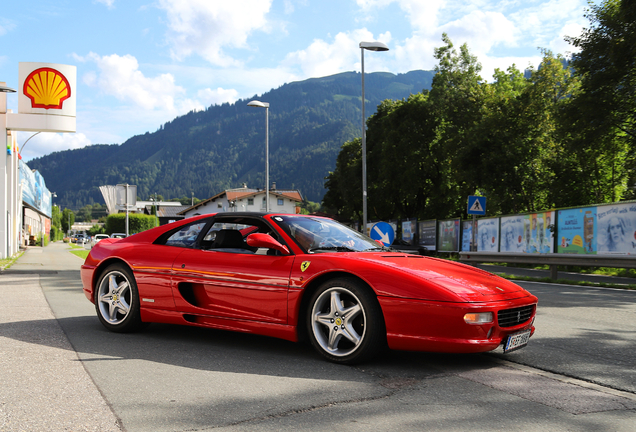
[{"xmin": 179, "ymin": 186, "xmax": 302, "ymax": 218}]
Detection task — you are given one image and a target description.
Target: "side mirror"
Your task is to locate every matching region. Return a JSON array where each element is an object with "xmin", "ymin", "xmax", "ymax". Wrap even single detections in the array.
[{"xmin": 246, "ymin": 233, "xmax": 290, "ymax": 255}]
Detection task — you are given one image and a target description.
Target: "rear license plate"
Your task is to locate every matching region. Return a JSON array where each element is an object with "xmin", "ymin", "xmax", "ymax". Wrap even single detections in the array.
[{"xmin": 503, "ymin": 329, "xmax": 531, "ymax": 353}]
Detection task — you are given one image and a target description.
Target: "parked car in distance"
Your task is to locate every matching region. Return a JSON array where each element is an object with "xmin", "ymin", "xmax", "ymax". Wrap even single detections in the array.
[
  {"xmin": 75, "ymin": 234, "xmax": 87, "ymax": 244},
  {"xmin": 91, "ymin": 234, "xmax": 110, "ymax": 247},
  {"xmin": 110, "ymin": 233, "xmax": 127, "ymax": 239}
]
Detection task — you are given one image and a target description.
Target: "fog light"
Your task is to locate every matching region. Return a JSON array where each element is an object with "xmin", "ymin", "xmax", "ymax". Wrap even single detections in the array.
[{"xmin": 464, "ymin": 312, "xmax": 493, "ymax": 324}]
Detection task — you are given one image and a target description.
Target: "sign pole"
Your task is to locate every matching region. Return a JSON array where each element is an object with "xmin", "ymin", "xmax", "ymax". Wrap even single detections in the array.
[
  {"xmin": 125, "ymin": 184, "xmax": 129, "ymax": 237},
  {"xmin": 472, "ymin": 215, "xmax": 476, "ymax": 251}
]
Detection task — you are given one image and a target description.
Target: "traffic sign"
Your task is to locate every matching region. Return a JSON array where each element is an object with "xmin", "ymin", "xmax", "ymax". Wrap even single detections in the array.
[
  {"xmin": 467, "ymin": 196, "xmax": 486, "ymax": 215},
  {"xmin": 370, "ymin": 222, "xmax": 395, "ymax": 247}
]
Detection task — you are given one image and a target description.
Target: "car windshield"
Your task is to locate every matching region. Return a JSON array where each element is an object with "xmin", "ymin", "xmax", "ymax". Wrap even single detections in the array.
[{"xmin": 271, "ymin": 215, "xmax": 383, "ymax": 253}]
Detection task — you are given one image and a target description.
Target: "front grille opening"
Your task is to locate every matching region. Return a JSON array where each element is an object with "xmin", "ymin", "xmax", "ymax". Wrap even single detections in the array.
[{"xmin": 498, "ymin": 305, "xmax": 535, "ymax": 328}]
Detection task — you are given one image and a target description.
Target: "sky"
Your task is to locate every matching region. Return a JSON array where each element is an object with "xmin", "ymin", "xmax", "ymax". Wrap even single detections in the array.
[{"xmin": 0, "ymin": 0, "xmax": 598, "ymax": 161}]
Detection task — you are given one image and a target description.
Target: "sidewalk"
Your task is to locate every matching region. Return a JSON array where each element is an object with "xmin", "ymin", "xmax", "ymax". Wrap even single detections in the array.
[{"xmin": 0, "ymin": 242, "xmax": 121, "ymax": 432}]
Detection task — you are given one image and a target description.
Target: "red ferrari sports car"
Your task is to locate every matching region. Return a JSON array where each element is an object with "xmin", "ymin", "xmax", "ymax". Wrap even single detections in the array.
[{"xmin": 81, "ymin": 212, "xmax": 537, "ymax": 364}]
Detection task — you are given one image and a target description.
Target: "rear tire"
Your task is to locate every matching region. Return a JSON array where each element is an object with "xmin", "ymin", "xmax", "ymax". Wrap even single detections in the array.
[
  {"xmin": 306, "ymin": 277, "xmax": 385, "ymax": 364},
  {"xmin": 94, "ymin": 264, "xmax": 144, "ymax": 333}
]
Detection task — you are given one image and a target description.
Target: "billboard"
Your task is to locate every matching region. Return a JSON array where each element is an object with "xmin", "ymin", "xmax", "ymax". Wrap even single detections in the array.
[
  {"xmin": 437, "ymin": 219, "xmax": 460, "ymax": 252},
  {"xmin": 418, "ymin": 219, "xmax": 436, "ymax": 251},
  {"xmin": 401, "ymin": 218, "xmax": 417, "ymax": 243},
  {"xmin": 461, "ymin": 220, "xmax": 473, "ymax": 251},
  {"xmin": 597, "ymin": 204, "xmax": 636, "ymax": 254},
  {"xmin": 19, "ymin": 159, "xmax": 52, "ymax": 218},
  {"xmin": 559, "ymin": 203, "xmax": 636, "ymax": 255},
  {"xmin": 477, "ymin": 218, "xmax": 499, "ymax": 252},
  {"xmin": 501, "ymin": 211, "xmax": 554, "ymax": 253}
]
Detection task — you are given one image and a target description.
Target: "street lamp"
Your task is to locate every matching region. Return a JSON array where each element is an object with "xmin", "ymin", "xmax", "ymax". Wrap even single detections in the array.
[
  {"xmin": 359, "ymin": 41, "xmax": 389, "ymax": 235},
  {"xmin": 247, "ymin": 100, "xmax": 270, "ymax": 212}
]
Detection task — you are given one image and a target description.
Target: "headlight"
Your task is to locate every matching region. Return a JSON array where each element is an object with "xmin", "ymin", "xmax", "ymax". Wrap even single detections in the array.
[{"xmin": 464, "ymin": 312, "xmax": 493, "ymax": 324}]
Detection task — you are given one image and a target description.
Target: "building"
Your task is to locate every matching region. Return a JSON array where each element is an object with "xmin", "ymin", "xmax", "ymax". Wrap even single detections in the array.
[
  {"xmin": 144, "ymin": 203, "xmax": 189, "ymax": 225},
  {"xmin": 179, "ymin": 185, "xmax": 302, "ymax": 218}
]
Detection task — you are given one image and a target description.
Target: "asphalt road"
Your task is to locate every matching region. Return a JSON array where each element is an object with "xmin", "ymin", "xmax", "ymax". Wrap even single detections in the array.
[{"xmin": 1, "ymin": 243, "xmax": 635, "ymax": 431}]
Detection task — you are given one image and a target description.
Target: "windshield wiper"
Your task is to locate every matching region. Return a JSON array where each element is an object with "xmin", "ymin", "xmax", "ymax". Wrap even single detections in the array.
[{"xmin": 308, "ymin": 246, "xmax": 357, "ymax": 253}]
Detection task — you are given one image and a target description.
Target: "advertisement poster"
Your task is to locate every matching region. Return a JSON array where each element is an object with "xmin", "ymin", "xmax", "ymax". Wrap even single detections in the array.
[
  {"xmin": 557, "ymin": 207, "xmax": 597, "ymax": 254},
  {"xmin": 500, "ymin": 216, "xmax": 524, "ymax": 252},
  {"xmin": 437, "ymin": 219, "xmax": 460, "ymax": 252},
  {"xmin": 596, "ymin": 203, "xmax": 636, "ymax": 255},
  {"xmin": 418, "ymin": 220, "xmax": 436, "ymax": 251},
  {"xmin": 461, "ymin": 220, "xmax": 473, "ymax": 251},
  {"xmin": 402, "ymin": 219, "xmax": 416, "ymax": 243},
  {"xmin": 19, "ymin": 159, "xmax": 52, "ymax": 218},
  {"xmin": 501, "ymin": 212, "xmax": 554, "ymax": 253},
  {"xmin": 477, "ymin": 218, "xmax": 499, "ymax": 252}
]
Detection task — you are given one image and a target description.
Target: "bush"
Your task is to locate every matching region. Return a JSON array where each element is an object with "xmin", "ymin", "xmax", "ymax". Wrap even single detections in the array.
[
  {"xmin": 50, "ymin": 226, "xmax": 64, "ymax": 242},
  {"xmin": 105, "ymin": 213, "xmax": 158, "ymax": 235},
  {"xmin": 87, "ymin": 224, "xmax": 106, "ymax": 236}
]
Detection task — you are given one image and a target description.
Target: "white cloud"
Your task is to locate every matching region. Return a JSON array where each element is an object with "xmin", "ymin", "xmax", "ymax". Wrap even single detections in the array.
[
  {"xmin": 283, "ymin": 29, "xmax": 392, "ymax": 78},
  {"xmin": 510, "ymin": 0, "xmax": 587, "ymax": 47},
  {"xmin": 79, "ymin": 52, "xmax": 184, "ymax": 111},
  {"xmin": 94, "ymin": 0, "xmax": 115, "ymax": 9},
  {"xmin": 438, "ymin": 11, "xmax": 518, "ymax": 54},
  {"xmin": 157, "ymin": 0, "xmax": 273, "ymax": 66},
  {"xmin": 0, "ymin": 18, "xmax": 16, "ymax": 36},
  {"xmin": 356, "ymin": 0, "xmax": 445, "ymax": 31},
  {"xmin": 197, "ymin": 87, "xmax": 239, "ymax": 106},
  {"xmin": 549, "ymin": 21, "xmax": 585, "ymax": 55},
  {"xmin": 19, "ymin": 132, "xmax": 92, "ymax": 162}
]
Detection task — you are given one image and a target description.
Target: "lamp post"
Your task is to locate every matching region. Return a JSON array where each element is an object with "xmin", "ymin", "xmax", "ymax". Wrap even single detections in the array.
[
  {"xmin": 359, "ymin": 41, "xmax": 389, "ymax": 235},
  {"xmin": 247, "ymin": 100, "xmax": 270, "ymax": 212}
]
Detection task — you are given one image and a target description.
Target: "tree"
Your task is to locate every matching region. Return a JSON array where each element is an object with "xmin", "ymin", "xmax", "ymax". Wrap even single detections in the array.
[
  {"xmin": 61, "ymin": 208, "xmax": 75, "ymax": 234},
  {"xmin": 566, "ymin": 0, "xmax": 636, "ymax": 202},
  {"xmin": 323, "ymin": 139, "xmax": 363, "ymax": 221}
]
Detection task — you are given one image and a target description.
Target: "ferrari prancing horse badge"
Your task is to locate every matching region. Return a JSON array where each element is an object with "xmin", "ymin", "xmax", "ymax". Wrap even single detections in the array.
[{"xmin": 301, "ymin": 261, "xmax": 311, "ymax": 272}]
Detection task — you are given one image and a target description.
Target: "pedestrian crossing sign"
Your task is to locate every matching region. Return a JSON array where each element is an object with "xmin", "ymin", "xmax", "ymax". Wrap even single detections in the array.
[{"xmin": 467, "ymin": 196, "xmax": 486, "ymax": 215}]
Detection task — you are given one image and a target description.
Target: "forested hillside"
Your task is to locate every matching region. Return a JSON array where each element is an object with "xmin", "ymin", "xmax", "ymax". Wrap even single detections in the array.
[{"xmin": 28, "ymin": 70, "xmax": 435, "ymax": 210}]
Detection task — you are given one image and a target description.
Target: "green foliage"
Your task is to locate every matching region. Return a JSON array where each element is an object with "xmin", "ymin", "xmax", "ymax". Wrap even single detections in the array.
[
  {"xmin": 105, "ymin": 213, "xmax": 158, "ymax": 235},
  {"xmin": 565, "ymin": 0, "xmax": 636, "ymax": 202},
  {"xmin": 61, "ymin": 208, "xmax": 74, "ymax": 234},
  {"xmin": 50, "ymin": 226, "xmax": 64, "ymax": 242},
  {"xmin": 299, "ymin": 199, "xmax": 321, "ymax": 214},
  {"xmin": 87, "ymin": 224, "xmax": 106, "ymax": 236}
]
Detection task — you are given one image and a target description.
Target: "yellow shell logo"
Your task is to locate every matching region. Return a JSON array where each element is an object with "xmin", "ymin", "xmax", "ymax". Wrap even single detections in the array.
[{"xmin": 23, "ymin": 67, "xmax": 71, "ymax": 110}]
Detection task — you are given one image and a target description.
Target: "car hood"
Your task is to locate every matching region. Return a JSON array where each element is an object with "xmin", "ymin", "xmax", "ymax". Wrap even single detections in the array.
[{"xmin": 355, "ymin": 253, "xmax": 527, "ymax": 302}]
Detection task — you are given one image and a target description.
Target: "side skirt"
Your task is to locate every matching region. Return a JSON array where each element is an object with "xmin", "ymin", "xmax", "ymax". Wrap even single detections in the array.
[{"xmin": 140, "ymin": 308, "xmax": 299, "ymax": 342}]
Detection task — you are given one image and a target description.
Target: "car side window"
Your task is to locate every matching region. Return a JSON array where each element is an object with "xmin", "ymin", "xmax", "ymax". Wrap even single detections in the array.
[
  {"xmin": 199, "ymin": 219, "xmax": 283, "ymax": 254},
  {"xmin": 163, "ymin": 222, "xmax": 207, "ymax": 248}
]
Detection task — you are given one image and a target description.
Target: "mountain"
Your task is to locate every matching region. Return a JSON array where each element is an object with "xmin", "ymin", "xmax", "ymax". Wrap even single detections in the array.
[{"xmin": 28, "ymin": 70, "xmax": 435, "ymax": 210}]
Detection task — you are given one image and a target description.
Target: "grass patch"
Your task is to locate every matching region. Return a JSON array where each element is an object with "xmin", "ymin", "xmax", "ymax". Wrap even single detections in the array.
[
  {"xmin": 70, "ymin": 249, "xmax": 89, "ymax": 260},
  {"xmin": 0, "ymin": 250, "xmax": 25, "ymax": 270}
]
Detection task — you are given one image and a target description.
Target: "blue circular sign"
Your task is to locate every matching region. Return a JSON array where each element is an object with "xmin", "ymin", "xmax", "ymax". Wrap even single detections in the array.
[{"xmin": 370, "ymin": 222, "xmax": 395, "ymax": 246}]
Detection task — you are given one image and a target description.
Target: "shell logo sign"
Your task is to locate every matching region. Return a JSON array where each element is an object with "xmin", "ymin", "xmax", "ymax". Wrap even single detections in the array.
[
  {"xmin": 23, "ymin": 67, "xmax": 71, "ymax": 110},
  {"xmin": 18, "ymin": 62, "xmax": 76, "ymax": 122}
]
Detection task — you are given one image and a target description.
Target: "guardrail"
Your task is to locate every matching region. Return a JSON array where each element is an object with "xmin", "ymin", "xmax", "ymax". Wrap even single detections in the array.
[{"xmin": 458, "ymin": 252, "xmax": 636, "ymax": 280}]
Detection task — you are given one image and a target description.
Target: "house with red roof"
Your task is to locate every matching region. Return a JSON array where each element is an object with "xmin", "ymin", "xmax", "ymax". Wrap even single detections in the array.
[{"xmin": 178, "ymin": 183, "xmax": 302, "ymax": 218}]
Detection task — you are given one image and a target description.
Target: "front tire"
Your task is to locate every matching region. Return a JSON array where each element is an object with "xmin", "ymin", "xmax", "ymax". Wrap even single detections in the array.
[
  {"xmin": 307, "ymin": 278, "xmax": 385, "ymax": 364},
  {"xmin": 94, "ymin": 264, "xmax": 144, "ymax": 333}
]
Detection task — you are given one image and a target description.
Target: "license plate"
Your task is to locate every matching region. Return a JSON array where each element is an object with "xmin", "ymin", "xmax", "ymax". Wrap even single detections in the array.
[{"xmin": 503, "ymin": 329, "xmax": 531, "ymax": 353}]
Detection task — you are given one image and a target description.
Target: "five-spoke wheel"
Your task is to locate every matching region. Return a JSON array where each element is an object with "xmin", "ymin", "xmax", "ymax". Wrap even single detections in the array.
[
  {"xmin": 95, "ymin": 264, "xmax": 144, "ymax": 333},
  {"xmin": 307, "ymin": 278, "xmax": 384, "ymax": 364}
]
